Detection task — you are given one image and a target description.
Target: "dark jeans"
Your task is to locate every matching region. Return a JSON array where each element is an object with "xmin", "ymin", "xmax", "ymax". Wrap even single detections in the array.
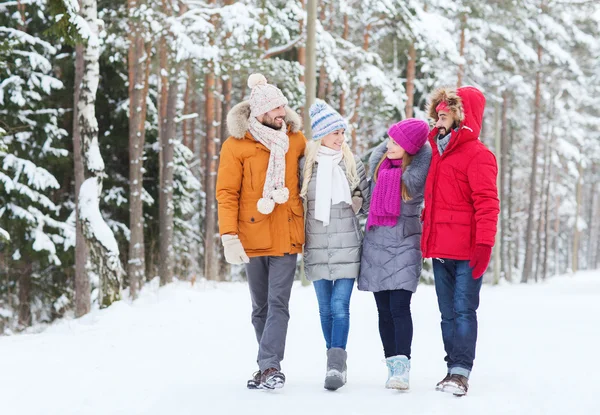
[
  {"xmin": 313, "ymin": 278, "xmax": 354, "ymax": 350},
  {"xmin": 433, "ymin": 258, "xmax": 483, "ymax": 378},
  {"xmin": 373, "ymin": 289, "xmax": 413, "ymax": 359},
  {"xmin": 245, "ymin": 254, "xmax": 298, "ymax": 372}
]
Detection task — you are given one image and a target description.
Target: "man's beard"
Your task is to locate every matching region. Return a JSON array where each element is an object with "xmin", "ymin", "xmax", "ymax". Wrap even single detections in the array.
[
  {"xmin": 437, "ymin": 122, "xmax": 457, "ymax": 140},
  {"xmin": 437, "ymin": 127, "xmax": 448, "ymax": 139},
  {"xmin": 261, "ymin": 116, "xmax": 284, "ymax": 130}
]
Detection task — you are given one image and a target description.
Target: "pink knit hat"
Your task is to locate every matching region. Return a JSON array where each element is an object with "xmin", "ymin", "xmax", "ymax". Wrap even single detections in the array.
[{"xmin": 387, "ymin": 118, "xmax": 429, "ymax": 155}]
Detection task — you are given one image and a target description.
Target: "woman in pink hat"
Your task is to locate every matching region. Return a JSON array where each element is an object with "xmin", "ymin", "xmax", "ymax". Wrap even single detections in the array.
[{"xmin": 358, "ymin": 118, "xmax": 432, "ymax": 391}]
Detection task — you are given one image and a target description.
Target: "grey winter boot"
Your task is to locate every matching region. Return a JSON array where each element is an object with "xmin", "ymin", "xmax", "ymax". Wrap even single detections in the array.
[{"xmin": 324, "ymin": 348, "xmax": 347, "ymax": 391}]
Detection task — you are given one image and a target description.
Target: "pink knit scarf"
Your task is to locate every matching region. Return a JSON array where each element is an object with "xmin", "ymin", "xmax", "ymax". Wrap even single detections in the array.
[{"xmin": 366, "ymin": 158, "xmax": 402, "ymax": 230}]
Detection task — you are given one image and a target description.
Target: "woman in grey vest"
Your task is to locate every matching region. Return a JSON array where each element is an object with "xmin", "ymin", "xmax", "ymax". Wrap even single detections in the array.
[
  {"xmin": 358, "ymin": 119, "xmax": 431, "ymax": 391},
  {"xmin": 300, "ymin": 100, "xmax": 369, "ymax": 391}
]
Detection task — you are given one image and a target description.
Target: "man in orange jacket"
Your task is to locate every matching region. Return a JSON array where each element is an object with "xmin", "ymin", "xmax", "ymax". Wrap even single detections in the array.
[{"xmin": 216, "ymin": 74, "xmax": 306, "ymax": 390}]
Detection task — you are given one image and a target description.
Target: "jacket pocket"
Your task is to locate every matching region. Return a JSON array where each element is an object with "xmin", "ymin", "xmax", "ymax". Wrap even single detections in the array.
[
  {"xmin": 289, "ymin": 202, "xmax": 305, "ymax": 247},
  {"xmin": 238, "ymin": 208, "xmax": 272, "ymax": 251},
  {"xmin": 433, "ymin": 208, "xmax": 473, "ymax": 255}
]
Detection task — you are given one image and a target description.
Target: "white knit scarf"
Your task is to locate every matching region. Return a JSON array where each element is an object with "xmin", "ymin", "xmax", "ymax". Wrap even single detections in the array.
[
  {"xmin": 248, "ymin": 117, "xmax": 290, "ymax": 214},
  {"xmin": 315, "ymin": 146, "xmax": 352, "ymax": 226}
]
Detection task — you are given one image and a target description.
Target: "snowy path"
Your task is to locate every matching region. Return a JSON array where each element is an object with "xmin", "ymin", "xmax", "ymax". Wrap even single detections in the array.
[{"xmin": 1, "ymin": 271, "xmax": 599, "ymax": 415}]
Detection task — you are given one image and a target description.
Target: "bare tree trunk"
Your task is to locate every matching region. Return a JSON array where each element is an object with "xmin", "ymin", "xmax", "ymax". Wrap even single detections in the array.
[
  {"xmin": 338, "ymin": 14, "xmax": 349, "ymax": 116},
  {"xmin": 183, "ymin": 63, "xmax": 191, "ymax": 150},
  {"xmin": 17, "ymin": 261, "xmax": 32, "ymax": 328},
  {"xmin": 506, "ymin": 122, "xmax": 515, "ymax": 282},
  {"xmin": 542, "ymin": 143, "xmax": 553, "ymax": 280},
  {"xmin": 585, "ymin": 163, "xmax": 596, "ymax": 269},
  {"xmin": 221, "ymin": 75, "xmax": 232, "ymax": 143},
  {"xmin": 79, "ymin": 0, "xmax": 124, "ymax": 307},
  {"xmin": 159, "ymin": 74, "xmax": 177, "ymax": 285},
  {"xmin": 554, "ymin": 194, "xmax": 560, "ymax": 276},
  {"xmin": 499, "ymin": 92, "xmax": 509, "ymax": 280},
  {"xmin": 595, "ymin": 194, "xmax": 600, "ymax": 269},
  {"xmin": 127, "ymin": 0, "xmax": 151, "ymax": 297},
  {"xmin": 316, "ymin": 1, "xmax": 328, "ymax": 100},
  {"xmin": 457, "ymin": 13, "xmax": 467, "ymax": 88},
  {"xmin": 350, "ymin": 23, "xmax": 370, "ymax": 153},
  {"xmin": 509, "ymin": 124, "xmax": 520, "ymax": 275},
  {"xmin": 534, "ymin": 134, "xmax": 550, "ymax": 282},
  {"xmin": 521, "ymin": 43, "xmax": 543, "ymax": 283},
  {"xmin": 298, "ymin": 0, "xmax": 306, "ymax": 85},
  {"xmin": 573, "ymin": 153, "xmax": 583, "ymax": 273},
  {"xmin": 204, "ymin": 69, "xmax": 219, "ymax": 280},
  {"xmin": 405, "ymin": 41, "xmax": 416, "ymax": 118},
  {"xmin": 73, "ymin": 42, "xmax": 91, "ymax": 317}
]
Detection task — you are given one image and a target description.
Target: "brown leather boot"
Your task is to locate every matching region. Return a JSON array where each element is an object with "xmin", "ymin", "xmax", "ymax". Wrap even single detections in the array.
[
  {"xmin": 260, "ymin": 368, "xmax": 286, "ymax": 390},
  {"xmin": 435, "ymin": 373, "xmax": 452, "ymax": 391},
  {"xmin": 443, "ymin": 374, "xmax": 469, "ymax": 396}
]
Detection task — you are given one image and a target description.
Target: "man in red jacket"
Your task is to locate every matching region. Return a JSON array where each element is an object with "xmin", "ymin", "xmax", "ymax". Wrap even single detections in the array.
[{"xmin": 421, "ymin": 86, "xmax": 499, "ymax": 396}]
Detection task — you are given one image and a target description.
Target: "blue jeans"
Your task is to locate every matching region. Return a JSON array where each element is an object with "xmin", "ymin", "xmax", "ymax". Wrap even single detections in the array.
[
  {"xmin": 313, "ymin": 278, "xmax": 354, "ymax": 350},
  {"xmin": 373, "ymin": 289, "xmax": 413, "ymax": 359},
  {"xmin": 433, "ymin": 258, "xmax": 483, "ymax": 378}
]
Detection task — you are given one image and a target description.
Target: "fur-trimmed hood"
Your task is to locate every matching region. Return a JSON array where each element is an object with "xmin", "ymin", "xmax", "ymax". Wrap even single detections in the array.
[
  {"xmin": 427, "ymin": 87, "xmax": 464, "ymax": 123},
  {"xmin": 226, "ymin": 101, "xmax": 303, "ymax": 139},
  {"xmin": 427, "ymin": 86, "xmax": 486, "ymax": 153}
]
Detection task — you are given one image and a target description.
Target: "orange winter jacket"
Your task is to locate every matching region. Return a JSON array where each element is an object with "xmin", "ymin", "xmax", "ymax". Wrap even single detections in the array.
[{"xmin": 216, "ymin": 102, "xmax": 307, "ymax": 257}]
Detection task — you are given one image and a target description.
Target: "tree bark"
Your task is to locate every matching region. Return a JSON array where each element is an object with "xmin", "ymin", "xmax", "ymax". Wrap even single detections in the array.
[
  {"xmin": 127, "ymin": 1, "xmax": 151, "ymax": 297},
  {"xmin": 499, "ymin": 92, "xmax": 509, "ymax": 280},
  {"xmin": 521, "ymin": 43, "xmax": 543, "ymax": 283},
  {"xmin": 405, "ymin": 41, "xmax": 416, "ymax": 118},
  {"xmin": 350, "ymin": 22, "xmax": 370, "ymax": 153},
  {"xmin": 542, "ymin": 139, "xmax": 553, "ymax": 280},
  {"xmin": 79, "ymin": 0, "xmax": 124, "ymax": 307},
  {"xmin": 204, "ymin": 71, "xmax": 219, "ymax": 280},
  {"xmin": 338, "ymin": 14, "xmax": 349, "ymax": 116},
  {"xmin": 457, "ymin": 13, "xmax": 467, "ymax": 88},
  {"xmin": 534, "ymin": 134, "xmax": 550, "ymax": 282},
  {"xmin": 73, "ymin": 41, "xmax": 90, "ymax": 317},
  {"xmin": 508, "ymin": 123, "xmax": 516, "ymax": 278},
  {"xmin": 159, "ymin": 74, "xmax": 178, "ymax": 285},
  {"xmin": 573, "ymin": 153, "xmax": 583, "ymax": 273},
  {"xmin": 17, "ymin": 260, "xmax": 32, "ymax": 328},
  {"xmin": 585, "ymin": 163, "xmax": 596, "ymax": 269},
  {"xmin": 298, "ymin": 0, "xmax": 306, "ymax": 87}
]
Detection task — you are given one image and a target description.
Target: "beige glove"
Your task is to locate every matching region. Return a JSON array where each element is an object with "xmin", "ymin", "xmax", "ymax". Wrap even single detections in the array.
[
  {"xmin": 351, "ymin": 195, "xmax": 363, "ymax": 215},
  {"xmin": 221, "ymin": 234, "xmax": 250, "ymax": 265}
]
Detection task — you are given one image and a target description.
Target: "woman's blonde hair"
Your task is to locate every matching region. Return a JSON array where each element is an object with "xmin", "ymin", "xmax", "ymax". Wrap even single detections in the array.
[
  {"xmin": 300, "ymin": 140, "xmax": 359, "ymax": 199},
  {"xmin": 373, "ymin": 151, "xmax": 414, "ymax": 202}
]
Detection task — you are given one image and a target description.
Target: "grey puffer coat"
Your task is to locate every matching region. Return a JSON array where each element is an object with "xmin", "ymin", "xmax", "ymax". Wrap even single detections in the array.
[
  {"xmin": 357, "ymin": 141, "xmax": 432, "ymax": 293},
  {"xmin": 301, "ymin": 155, "xmax": 370, "ymax": 282}
]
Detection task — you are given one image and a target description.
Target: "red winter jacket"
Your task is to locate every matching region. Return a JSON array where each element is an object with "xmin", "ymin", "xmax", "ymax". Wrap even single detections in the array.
[{"xmin": 421, "ymin": 86, "xmax": 499, "ymax": 260}]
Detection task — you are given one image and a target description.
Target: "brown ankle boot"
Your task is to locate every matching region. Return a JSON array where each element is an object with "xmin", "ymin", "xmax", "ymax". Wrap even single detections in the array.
[
  {"xmin": 435, "ymin": 373, "xmax": 452, "ymax": 391},
  {"xmin": 260, "ymin": 368, "xmax": 286, "ymax": 390},
  {"xmin": 443, "ymin": 374, "xmax": 469, "ymax": 396}
]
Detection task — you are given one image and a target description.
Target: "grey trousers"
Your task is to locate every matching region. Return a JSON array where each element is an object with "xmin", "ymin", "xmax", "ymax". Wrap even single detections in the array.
[{"xmin": 245, "ymin": 254, "xmax": 297, "ymax": 371}]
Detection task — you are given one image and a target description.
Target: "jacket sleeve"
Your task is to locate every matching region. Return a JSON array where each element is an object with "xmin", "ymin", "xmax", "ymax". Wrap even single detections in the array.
[
  {"xmin": 355, "ymin": 158, "xmax": 370, "ymax": 214},
  {"xmin": 216, "ymin": 138, "xmax": 242, "ymax": 236},
  {"xmin": 403, "ymin": 142, "xmax": 432, "ymax": 198},
  {"xmin": 467, "ymin": 148, "xmax": 500, "ymax": 247}
]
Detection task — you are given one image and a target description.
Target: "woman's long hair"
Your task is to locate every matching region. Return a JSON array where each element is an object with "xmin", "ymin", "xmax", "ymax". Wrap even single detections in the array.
[
  {"xmin": 373, "ymin": 152, "xmax": 414, "ymax": 202},
  {"xmin": 300, "ymin": 140, "xmax": 359, "ymax": 200}
]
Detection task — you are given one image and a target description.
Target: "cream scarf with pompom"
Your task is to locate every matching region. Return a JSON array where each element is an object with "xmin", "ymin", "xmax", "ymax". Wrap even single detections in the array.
[{"xmin": 248, "ymin": 117, "xmax": 289, "ymax": 214}]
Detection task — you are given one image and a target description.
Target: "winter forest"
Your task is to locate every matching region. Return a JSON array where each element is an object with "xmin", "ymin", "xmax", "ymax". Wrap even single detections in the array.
[{"xmin": 0, "ymin": 0, "xmax": 599, "ymax": 334}]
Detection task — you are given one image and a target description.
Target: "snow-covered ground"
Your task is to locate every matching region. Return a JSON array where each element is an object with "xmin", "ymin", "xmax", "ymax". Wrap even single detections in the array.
[{"xmin": 1, "ymin": 271, "xmax": 599, "ymax": 415}]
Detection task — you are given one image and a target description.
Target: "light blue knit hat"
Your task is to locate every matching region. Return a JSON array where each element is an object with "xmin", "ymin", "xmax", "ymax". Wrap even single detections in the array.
[{"xmin": 309, "ymin": 100, "xmax": 348, "ymax": 140}]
